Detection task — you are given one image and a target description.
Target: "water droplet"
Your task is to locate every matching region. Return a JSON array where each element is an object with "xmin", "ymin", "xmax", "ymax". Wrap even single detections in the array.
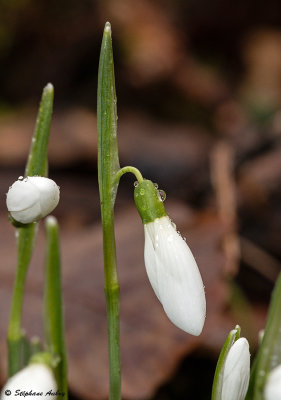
[
  {"xmin": 140, "ymin": 188, "xmax": 145, "ymax": 195},
  {"xmin": 134, "ymin": 181, "xmax": 139, "ymax": 187},
  {"xmin": 183, "ymin": 237, "xmax": 187, "ymax": 242},
  {"xmin": 171, "ymin": 222, "xmax": 177, "ymax": 230},
  {"xmin": 153, "ymin": 182, "xmax": 158, "ymax": 189},
  {"xmin": 157, "ymin": 190, "xmax": 166, "ymax": 202},
  {"xmin": 18, "ymin": 176, "xmax": 23, "ymax": 180}
]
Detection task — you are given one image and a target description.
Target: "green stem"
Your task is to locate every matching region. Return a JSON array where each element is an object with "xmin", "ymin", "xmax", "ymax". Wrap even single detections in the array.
[
  {"xmin": 114, "ymin": 166, "xmax": 143, "ymax": 185},
  {"xmin": 44, "ymin": 216, "xmax": 68, "ymax": 398},
  {"xmin": 97, "ymin": 22, "xmax": 121, "ymax": 400},
  {"xmin": 8, "ymin": 223, "xmax": 37, "ymax": 376}
]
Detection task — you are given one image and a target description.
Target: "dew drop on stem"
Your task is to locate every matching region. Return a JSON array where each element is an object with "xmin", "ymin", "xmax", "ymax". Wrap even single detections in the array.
[{"xmin": 157, "ymin": 189, "xmax": 166, "ymax": 202}]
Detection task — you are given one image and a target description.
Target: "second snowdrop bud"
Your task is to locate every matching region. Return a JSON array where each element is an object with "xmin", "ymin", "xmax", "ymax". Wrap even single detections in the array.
[{"xmin": 6, "ymin": 176, "xmax": 60, "ymax": 224}]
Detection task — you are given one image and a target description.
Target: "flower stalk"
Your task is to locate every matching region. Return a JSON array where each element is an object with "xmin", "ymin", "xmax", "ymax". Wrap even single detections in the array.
[
  {"xmin": 7, "ymin": 83, "xmax": 54, "ymax": 376},
  {"xmin": 44, "ymin": 216, "xmax": 68, "ymax": 398}
]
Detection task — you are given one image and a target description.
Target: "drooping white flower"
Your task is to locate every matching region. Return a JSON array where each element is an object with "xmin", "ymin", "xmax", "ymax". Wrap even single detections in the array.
[
  {"xmin": 264, "ymin": 364, "xmax": 281, "ymax": 400},
  {"xmin": 6, "ymin": 176, "xmax": 60, "ymax": 224},
  {"xmin": 1, "ymin": 364, "xmax": 57, "ymax": 400},
  {"xmin": 221, "ymin": 338, "xmax": 250, "ymax": 400},
  {"xmin": 134, "ymin": 179, "xmax": 206, "ymax": 335},
  {"xmin": 144, "ymin": 216, "xmax": 206, "ymax": 335}
]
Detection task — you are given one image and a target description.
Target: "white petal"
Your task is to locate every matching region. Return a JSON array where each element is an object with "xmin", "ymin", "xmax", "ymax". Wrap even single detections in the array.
[
  {"xmin": 6, "ymin": 180, "xmax": 40, "ymax": 211},
  {"xmin": 1, "ymin": 364, "xmax": 57, "ymax": 400},
  {"xmin": 28, "ymin": 177, "xmax": 60, "ymax": 217},
  {"xmin": 6, "ymin": 177, "xmax": 60, "ymax": 224},
  {"xmin": 264, "ymin": 364, "xmax": 281, "ymax": 400},
  {"xmin": 144, "ymin": 216, "xmax": 206, "ymax": 335},
  {"xmin": 221, "ymin": 338, "xmax": 250, "ymax": 400}
]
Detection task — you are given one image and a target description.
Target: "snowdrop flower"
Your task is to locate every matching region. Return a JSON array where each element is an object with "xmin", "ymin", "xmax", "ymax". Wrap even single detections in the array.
[
  {"xmin": 6, "ymin": 176, "xmax": 60, "ymax": 224},
  {"xmin": 134, "ymin": 179, "xmax": 206, "ymax": 335},
  {"xmin": 1, "ymin": 364, "xmax": 57, "ymax": 400},
  {"xmin": 221, "ymin": 338, "xmax": 250, "ymax": 400},
  {"xmin": 264, "ymin": 364, "xmax": 281, "ymax": 400}
]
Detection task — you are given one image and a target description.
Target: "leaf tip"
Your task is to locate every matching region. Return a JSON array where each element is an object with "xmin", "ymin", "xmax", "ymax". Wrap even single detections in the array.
[
  {"xmin": 44, "ymin": 83, "xmax": 54, "ymax": 93},
  {"xmin": 46, "ymin": 215, "xmax": 57, "ymax": 227},
  {"xmin": 104, "ymin": 21, "xmax": 112, "ymax": 35}
]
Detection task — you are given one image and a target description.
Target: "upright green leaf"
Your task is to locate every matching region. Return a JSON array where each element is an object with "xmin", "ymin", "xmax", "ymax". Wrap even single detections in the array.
[
  {"xmin": 97, "ymin": 21, "xmax": 120, "ymax": 210},
  {"xmin": 25, "ymin": 83, "xmax": 54, "ymax": 177},
  {"xmin": 97, "ymin": 22, "xmax": 121, "ymax": 400},
  {"xmin": 247, "ymin": 272, "xmax": 281, "ymax": 400}
]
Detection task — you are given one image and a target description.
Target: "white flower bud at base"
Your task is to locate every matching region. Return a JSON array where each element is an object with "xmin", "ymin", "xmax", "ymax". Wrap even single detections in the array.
[
  {"xmin": 1, "ymin": 364, "xmax": 57, "ymax": 400},
  {"xmin": 6, "ymin": 177, "xmax": 60, "ymax": 224},
  {"xmin": 264, "ymin": 364, "xmax": 281, "ymax": 400},
  {"xmin": 221, "ymin": 338, "xmax": 250, "ymax": 400}
]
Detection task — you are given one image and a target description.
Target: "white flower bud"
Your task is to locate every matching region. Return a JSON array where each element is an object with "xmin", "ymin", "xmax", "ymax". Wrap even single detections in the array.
[
  {"xmin": 1, "ymin": 364, "xmax": 57, "ymax": 400},
  {"xmin": 6, "ymin": 177, "xmax": 60, "ymax": 224},
  {"xmin": 221, "ymin": 338, "xmax": 250, "ymax": 400},
  {"xmin": 264, "ymin": 364, "xmax": 281, "ymax": 400},
  {"xmin": 144, "ymin": 215, "xmax": 206, "ymax": 335}
]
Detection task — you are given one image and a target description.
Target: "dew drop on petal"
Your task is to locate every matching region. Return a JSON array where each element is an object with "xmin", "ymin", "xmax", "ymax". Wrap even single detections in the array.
[
  {"xmin": 157, "ymin": 189, "xmax": 166, "ymax": 202},
  {"xmin": 171, "ymin": 221, "xmax": 177, "ymax": 230},
  {"xmin": 153, "ymin": 182, "xmax": 159, "ymax": 189},
  {"xmin": 134, "ymin": 181, "xmax": 139, "ymax": 187},
  {"xmin": 18, "ymin": 176, "xmax": 23, "ymax": 181}
]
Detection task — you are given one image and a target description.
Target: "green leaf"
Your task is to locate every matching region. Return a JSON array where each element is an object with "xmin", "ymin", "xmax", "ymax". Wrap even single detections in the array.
[
  {"xmin": 97, "ymin": 21, "xmax": 120, "ymax": 211},
  {"xmin": 211, "ymin": 325, "xmax": 241, "ymax": 400},
  {"xmin": 248, "ymin": 272, "xmax": 281, "ymax": 400},
  {"xmin": 97, "ymin": 22, "xmax": 121, "ymax": 400},
  {"xmin": 25, "ymin": 83, "xmax": 54, "ymax": 177},
  {"xmin": 44, "ymin": 216, "xmax": 68, "ymax": 398}
]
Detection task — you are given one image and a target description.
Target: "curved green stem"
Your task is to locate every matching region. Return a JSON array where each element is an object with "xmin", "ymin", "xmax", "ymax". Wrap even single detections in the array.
[{"xmin": 114, "ymin": 166, "xmax": 143, "ymax": 186}]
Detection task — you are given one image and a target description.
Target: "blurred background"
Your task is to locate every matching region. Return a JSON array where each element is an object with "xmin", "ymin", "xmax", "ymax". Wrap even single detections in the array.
[{"xmin": 0, "ymin": 0, "xmax": 281, "ymax": 398}]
